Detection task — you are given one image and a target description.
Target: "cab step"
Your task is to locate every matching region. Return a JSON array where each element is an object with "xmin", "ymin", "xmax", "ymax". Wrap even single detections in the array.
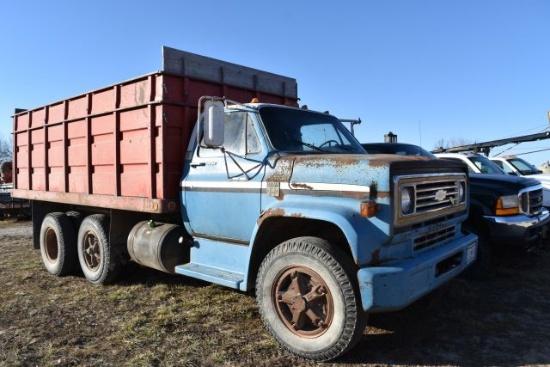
[{"xmin": 175, "ymin": 263, "xmax": 244, "ymax": 289}]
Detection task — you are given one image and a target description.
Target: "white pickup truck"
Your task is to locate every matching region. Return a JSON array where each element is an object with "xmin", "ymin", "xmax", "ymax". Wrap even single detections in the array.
[{"xmin": 490, "ymin": 156, "xmax": 550, "ymax": 207}]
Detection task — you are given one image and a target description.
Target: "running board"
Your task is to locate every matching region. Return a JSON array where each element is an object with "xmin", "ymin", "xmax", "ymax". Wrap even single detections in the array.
[{"xmin": 175, "ymin": 263, "xmax": 244, "ymax": 289}]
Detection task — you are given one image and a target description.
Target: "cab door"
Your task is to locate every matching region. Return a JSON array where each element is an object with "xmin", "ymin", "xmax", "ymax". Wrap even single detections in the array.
[{"xmin": 182, "ymin": 110, "xmax": 266, "ymax": 243}]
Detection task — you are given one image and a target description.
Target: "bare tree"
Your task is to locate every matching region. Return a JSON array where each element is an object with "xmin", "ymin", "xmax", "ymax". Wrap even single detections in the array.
[
  {"xmin": 0, "ymin": 136, "xmax": 12, "ymax": 162},
  {"xmin": 435, "ymin": 138, "xmax": 447, "ymax": 150},
  {"xmin": 434, "ymin": 137, "xmax": 473, "ymax": 150}
]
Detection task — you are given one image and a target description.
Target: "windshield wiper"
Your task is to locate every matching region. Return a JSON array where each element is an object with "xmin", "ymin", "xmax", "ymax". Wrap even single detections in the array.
[{"xmin": 291, "ymin": 139, "xmax": 328, "ymax": 152}]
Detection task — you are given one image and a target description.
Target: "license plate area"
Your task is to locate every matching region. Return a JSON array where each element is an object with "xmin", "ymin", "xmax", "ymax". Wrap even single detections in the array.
[{"xmin": 466, "ymin": 242, "xmax": 477, "ymax": 264}]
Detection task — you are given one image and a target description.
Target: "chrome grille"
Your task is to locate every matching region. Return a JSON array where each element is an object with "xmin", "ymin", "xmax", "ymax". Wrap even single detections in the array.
[
  {"xmin": 395, "ymin": 173, "xmax": 467, "ymax": 227},
  {"xmin": 520, "ymin": 186, "xmax": 544, "ymax": 215},
  {"xmin": 414, "ymin": 225, "xmax": 455, "ymax": 251},
  {"xmin": 416, "ymin": 181, "xmax": 461, "ymax": 213}
]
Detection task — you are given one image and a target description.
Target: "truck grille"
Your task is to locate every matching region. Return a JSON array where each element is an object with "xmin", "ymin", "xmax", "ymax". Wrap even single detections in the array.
[
  {"xmin": 416, "ymin": 181, "xmax": 461, "ymax": 212},
  {"xmin": 395, "ymin": 173, "xmax": 467, "ymax": 227},
  {"xmin": 520, "ymin": 186, "xmax": 544, "ymax": 215},
  {"xmin": 414, "ymin": 225, "xmax": 455, "ymax": 251}
]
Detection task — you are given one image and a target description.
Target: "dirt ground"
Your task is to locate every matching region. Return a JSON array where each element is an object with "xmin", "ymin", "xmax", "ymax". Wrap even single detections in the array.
[{"xmin": 1, "ymin": 218, "xmax": 550, "ymax": 367}]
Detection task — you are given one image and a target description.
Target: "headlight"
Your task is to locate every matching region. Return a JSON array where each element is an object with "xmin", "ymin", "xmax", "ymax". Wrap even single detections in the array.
[
  {"xmin": 458, "ymin": 181, "xmax": 466, "ymax": 203},
  {"xmin": 401, "ymin": 186, "xmax": 415, "ymax": 215},
  {"xmin": 496, "ymin": 194, "xmax": 519, "ymax": 215}
]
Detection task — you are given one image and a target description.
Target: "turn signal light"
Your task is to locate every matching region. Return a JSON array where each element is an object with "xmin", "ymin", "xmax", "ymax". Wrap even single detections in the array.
[
  {"xmin": 251, "ymin": 98, "xmax": 259, "ymax": 103},
  {"xmin": 495, "ymin": 197, "xmax": 519, "ymax": 215},
  {"xmin": 361, "ymin": 200, "xmax": 378, "ymax": 218}
]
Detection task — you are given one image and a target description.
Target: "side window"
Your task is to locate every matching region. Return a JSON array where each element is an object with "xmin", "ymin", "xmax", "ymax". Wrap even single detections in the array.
[
  {"xmin": 494, "ymin": 161, "xmax": 512, "ymax": 174},
  {"xmin": 473, "ymin": 161, "xmax": 484, "ymax": 172},
  {"xmin": 443, "ymin": 158, "xmax": 475, "ymax": 173},
  {"xmin": 223, "ymin": 111, "xmax": 261, "ymax": 155}
]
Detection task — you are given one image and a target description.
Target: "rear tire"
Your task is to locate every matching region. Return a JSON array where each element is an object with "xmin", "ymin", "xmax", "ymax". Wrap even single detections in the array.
[
  {"xmin": 77, "ymin": 214, "xmax": 120, "ymax": 285},
  {"xmin": 39, "ymin": 212, "xmax": 77, "ymax": 276},
  {"xmin": 256, "ymin": 236, "xmax": 366, "ymax": 361},
  {"xmin": 66, "ymin": 210, "xmax": 83, "ymax": 233}
]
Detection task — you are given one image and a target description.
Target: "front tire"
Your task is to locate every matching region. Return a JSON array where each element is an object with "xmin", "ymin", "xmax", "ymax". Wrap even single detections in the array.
[
  {"xmin": 256, "ymin": 237, "xmax": 366, "ymax": 361},
  {"xmin": 77, "ymin": 214, "xmax": 120, "ymax": 285},
  {"xmin": 39, "ymin": 212, "xmax": 77, "ymax": 276}
]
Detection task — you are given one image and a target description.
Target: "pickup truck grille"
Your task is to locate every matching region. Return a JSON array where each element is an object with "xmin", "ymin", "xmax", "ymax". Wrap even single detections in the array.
[
  {"xmin": 394, "ymin": 173, "xmax": 468, "ymax": 227},
  {"xmin": 520, "ymin": 186, "xmax": 544, "ymax": 215}
]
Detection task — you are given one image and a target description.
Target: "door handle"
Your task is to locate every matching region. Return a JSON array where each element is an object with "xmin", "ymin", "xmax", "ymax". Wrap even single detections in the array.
[{"xmin": 190, "ymin": 161, "xmax": 217, "ymax": 168}]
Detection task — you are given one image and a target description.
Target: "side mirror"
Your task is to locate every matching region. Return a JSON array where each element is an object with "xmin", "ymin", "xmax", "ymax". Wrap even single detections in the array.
[{"xmin": 202, "ymin": 100, "xmax": 225, "ymax": 147}]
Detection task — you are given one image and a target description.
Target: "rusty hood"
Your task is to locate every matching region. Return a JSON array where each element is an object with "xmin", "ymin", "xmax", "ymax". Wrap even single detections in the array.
[{"xmin": 264, "ymin": 153, "xmax": 466, "ymax": 199}]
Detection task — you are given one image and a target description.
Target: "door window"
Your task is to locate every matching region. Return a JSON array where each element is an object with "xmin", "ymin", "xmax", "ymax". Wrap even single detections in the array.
[{"xmin": 223, "ymin": 111, "xmax": 261, "ymax": 155}]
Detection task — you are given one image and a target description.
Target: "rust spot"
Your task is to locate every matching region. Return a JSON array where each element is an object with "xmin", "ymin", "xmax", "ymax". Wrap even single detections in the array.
[
  {"xmin": 264, "ymin": 157, "xmax": 294, "ymax": 182},
  {"xmin": 257, "ymin": 208, "xmax": 286, "ymax": 226},
  {"xmin": 264, "ymin": 208, "xmax": 285, "ymax": 217},
  {"xmin": 368, "ymin": 181, "xmax": 390, "ymax": 199},
  {"xmin": 290, "ymin": 182, "xmax": 313, "ymax": 190},
  {"xmin": 341, "ymin": 191, "xmax": 371, "ymax": 200},
  {"xmin": 364, "ymin": 154, "xmax": 430, "ymax": 168},
  {"xmin": 370, "ymin": 249, "xmax": 381, "ymax": 265},
  {"xmin": 293, "ymin": 154, "xmax": 365, "ymax": 168},
  {"xmin": 257, "ymin": 208, "xmax": 307, "ymax": 226},
  {"xmin": 370, "ymin": 181, "xmax": 378, "ymax": 199}
]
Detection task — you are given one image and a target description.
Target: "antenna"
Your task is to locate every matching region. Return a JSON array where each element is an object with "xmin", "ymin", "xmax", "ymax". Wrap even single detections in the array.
[{"xmin": 418, "ymin": 120, "xmax": 422, "ymax": 146}]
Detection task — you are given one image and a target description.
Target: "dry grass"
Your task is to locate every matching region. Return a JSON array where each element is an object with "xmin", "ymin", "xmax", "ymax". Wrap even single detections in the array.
[{"xmin": 2, "ymin": 218, "xmax": 550, "ymax": 366}]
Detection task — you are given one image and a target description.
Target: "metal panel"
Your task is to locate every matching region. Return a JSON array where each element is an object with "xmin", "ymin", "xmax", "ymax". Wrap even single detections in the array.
[
  {"xmin": 12, "ymin": 47, "xmax": 299, "ymax": 214},
  {"xmin": 162, "ymin": 47, "xmax": 298, "ymax": 99}
]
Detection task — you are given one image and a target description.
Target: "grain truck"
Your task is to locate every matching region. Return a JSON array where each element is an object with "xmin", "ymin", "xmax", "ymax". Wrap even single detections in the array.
[{"xmin": 11, "ymin": 47, "xmax": 478, "ymax": 361}]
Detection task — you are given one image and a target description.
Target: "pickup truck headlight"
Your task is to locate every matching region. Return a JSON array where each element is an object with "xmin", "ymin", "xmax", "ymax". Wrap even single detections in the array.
[
  {"xmin": 496, "ymin": 194, "xmax": 519, "ymax": 215},
  {"xmin": 401, "ymin": 186, "xmax": 415, "ymax": 215}
]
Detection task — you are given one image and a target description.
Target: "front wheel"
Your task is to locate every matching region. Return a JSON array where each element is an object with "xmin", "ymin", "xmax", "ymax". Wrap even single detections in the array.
[{"xmin": 256, "ymin": 237, "xmax": 366, "ymax": 361}]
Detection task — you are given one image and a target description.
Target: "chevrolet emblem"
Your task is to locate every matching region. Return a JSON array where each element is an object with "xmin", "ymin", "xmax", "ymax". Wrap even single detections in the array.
[{"xmin": 435, "ymin": 189, "xmax": 447, "ymax": 202}]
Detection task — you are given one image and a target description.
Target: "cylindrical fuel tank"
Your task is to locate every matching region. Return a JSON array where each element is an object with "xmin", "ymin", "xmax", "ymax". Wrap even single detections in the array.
[{"xmin": 127, "ymin": 221, "xmax": 189, "ymax": 273}]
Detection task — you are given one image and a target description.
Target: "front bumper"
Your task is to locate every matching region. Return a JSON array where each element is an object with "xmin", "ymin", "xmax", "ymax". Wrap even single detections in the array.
[
  {"xmin": 356, "ymin": 232, "xmax": 478, "ymax": 313},
  {"xmin": 484, "ymin": 208, "xmax": 550, "ymax": 245}
]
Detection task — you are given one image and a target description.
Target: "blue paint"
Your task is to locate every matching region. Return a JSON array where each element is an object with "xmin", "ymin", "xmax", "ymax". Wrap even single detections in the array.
[{"xmin": 178, "ymin": 102, "xmax": 478, "ymax": 312}]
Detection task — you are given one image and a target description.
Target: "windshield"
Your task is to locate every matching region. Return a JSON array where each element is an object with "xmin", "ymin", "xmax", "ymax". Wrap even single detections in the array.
[
  {"xmin": 468, "ymin": 155, "xmax": 505, "ymax": 174},
  {"xmin": 508, "ymin": 157, "xmax": 541, "ymax": 175},
  {"xmin": 259, "ymin": 106, "xmax": 365, "ymax": 154}
]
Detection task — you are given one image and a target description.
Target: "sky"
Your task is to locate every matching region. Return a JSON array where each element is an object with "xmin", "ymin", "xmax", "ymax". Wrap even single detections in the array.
[{"xmin": 1, "ymin": 0, "xmax": 550, "ymax": 165}]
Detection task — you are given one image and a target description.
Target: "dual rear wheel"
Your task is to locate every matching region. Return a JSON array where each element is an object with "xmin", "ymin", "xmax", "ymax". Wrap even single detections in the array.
[
  {"xmin": 39, "ymin": 212, "xmax": 77, "ymax": 276},
  {"xmin": 39, "ymin": 213, "xmax": 120, "ymax": 284}
]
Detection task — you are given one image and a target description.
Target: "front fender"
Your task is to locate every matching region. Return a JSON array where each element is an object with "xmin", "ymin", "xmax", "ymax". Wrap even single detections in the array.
[
  {"xmin": 259, "ymin": 198, "xmax": 362, "ymax": 252},
  {"xmin": 239, "ymin": 195, "xmax": 383, "ymax": 292}
]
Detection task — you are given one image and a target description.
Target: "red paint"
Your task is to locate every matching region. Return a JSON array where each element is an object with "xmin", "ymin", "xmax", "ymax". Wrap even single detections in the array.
[{"xmin": 13, "ymin": 68, "xmax": 297, "ymax": 213}]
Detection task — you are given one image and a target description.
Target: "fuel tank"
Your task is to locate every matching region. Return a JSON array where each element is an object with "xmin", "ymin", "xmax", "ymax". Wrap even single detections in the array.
[{"xmin": 127, "ymin": 221, "xmax": 189, "ymax": 273}]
